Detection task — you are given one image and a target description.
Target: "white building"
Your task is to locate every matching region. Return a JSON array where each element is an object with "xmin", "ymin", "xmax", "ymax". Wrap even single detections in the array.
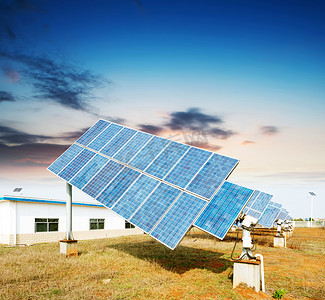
[{"xmin": 0, "ymin": 195, "xmax": 143, "ymax": 245}]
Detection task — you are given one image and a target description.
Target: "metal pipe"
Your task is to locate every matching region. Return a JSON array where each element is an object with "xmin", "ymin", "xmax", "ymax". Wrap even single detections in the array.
[{"xmin": 66, "ymin": 183, "xmax": 73, "ymax": 240}]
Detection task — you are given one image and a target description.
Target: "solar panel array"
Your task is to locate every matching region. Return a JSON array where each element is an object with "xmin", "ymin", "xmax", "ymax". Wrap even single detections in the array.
[
  {"xmin": 48, "ymin": 119, "xmax": 244, "ymax": 249},
  {"xmin": 242, "ymin": 190, "xmax": 273, "ymax": 220}
]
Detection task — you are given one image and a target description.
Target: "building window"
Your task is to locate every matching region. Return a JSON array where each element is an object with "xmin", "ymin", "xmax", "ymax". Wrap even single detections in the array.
[
  {"xmin": 125, "ymin": 221, "xmax": 135, "ymax": 229},
  {"xmin": 35, "ymin": 218, "xmax": 59, "ymax": 232},
  {"xmin": 90, "ymin": 218, "xmax": 105, "ymax": 230}
]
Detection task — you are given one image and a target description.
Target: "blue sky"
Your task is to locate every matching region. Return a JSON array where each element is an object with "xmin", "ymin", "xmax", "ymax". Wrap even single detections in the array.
[{"xmin": 0, "ymin": 0, "xmax": 324, "ymax": 218}]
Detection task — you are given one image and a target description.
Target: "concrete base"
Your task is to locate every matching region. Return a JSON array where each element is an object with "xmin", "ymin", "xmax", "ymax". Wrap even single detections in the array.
[
  {"xmin": 60, "ymin": 240, "xmax": 78, "ymax": 256},
  {"xmin": 233, "ymin": 260, "xmax": 261, "ymax": 292},
  {"xmin": 273, "ymin": 236, "xmax": 285, "ymax": 248}
]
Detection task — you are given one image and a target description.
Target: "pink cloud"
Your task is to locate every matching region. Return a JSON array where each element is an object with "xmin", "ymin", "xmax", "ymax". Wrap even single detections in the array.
[{"xmin": 3, "ymin": 68, "xmax": 20, "ymax": 82}]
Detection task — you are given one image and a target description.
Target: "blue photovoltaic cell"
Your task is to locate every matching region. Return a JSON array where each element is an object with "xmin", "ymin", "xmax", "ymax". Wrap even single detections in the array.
[
  {"xmin": 76, "ymin": 120, "xmax": 110, "ymax": 146},
  {"xmin": 251, "ymin": 192, "xmax": 272, "ymax": 213},
  {"xmin": 112, "ymin": 174, "xmax": 159, "ymax": 220},
  {"xmin": 100, "ymin": 127, "xmax": 137, "ymax": 157},
  {"xmin": 272, "ymin": 202, "xmax": 282, "ymax": 208},
  {"xmin": 247, "ymin": 210, "xmax": 261, "ymax": 219},
  {"xmin": 186, "ymin": 154, "xmax": 239, "ymax": 199},
  {"xmin": 146, "ymin": 142, "xmax": 190, "ymax": 179},
  {"xmin": 150, "ymin": 193, "xmax": 206, "ymax": 249},
  {"xmin": 130, "ymin": 183, "xmax": 181, "ymax": 233},
  {"xmin": 58, "ymin": 149, "xmax": 96, "ymax": 181},
  {"xmin": 97, "ymin": 167, "xmax": 140, "ymax": 208},
  {"xmin": 258, "ymin": 204, "xmax": 281, "ymax": 228},
  {"xmin": 243, "ymin": 207, "xmax": 249, "ymax": 214},
  {"xmin": 277, "ymin": 209, "xmax": 288, "ymax": 221},
  {"xmin": 69, "ymin": 154, "xmax": 108, "ymax": 189},
  {"xmin": 82, "ymin": 160, "xmax": 124, "ymax": 198},
  {"xmin": 194, "ymin": 181, "xmax": 254, "ymax": 239},
  {"xmin": 129, "ymin": 136, "xmax": 170, "ymax": 171},
  {"xmin": 48, "ymin": 144, "xmax": 83, "ymax": 174},
  {"xmin": 164, "ymin": 147, "xmax": 211, "ymax": 188},
  {"xmin": 114, "ymin": 131, "xmax": 152, "ymax": 163},
  {"xmin": 245, "ymin": 191, "xmax": 260, "ymax": 209},
  {"xmin": 87, "ymin": 123, "xmax": 123, "ymax": 151}
]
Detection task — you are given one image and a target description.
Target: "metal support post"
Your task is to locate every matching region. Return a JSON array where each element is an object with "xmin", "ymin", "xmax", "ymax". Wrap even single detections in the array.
[{"xmin": 66, "ymin": 182, "xmax": 73, "ymax": 240}]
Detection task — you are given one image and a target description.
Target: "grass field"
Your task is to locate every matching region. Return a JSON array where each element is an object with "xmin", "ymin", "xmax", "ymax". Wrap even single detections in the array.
[{"xmin": 0, "ymin": 227, "xmax": 324, "ymax": 299}]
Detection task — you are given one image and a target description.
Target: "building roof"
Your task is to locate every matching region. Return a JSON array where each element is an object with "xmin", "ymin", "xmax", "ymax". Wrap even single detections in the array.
[{"xmin": 0, "ymin": 195, "xmax": 104, "ymax": 208}]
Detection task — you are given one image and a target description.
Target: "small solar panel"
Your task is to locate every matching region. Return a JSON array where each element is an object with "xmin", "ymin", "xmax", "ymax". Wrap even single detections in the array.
[
  {"xmin": 111, "ymin": 174, "xmax": 159, "ymax": 220},
  {"xmin": 82, "ymin": 160, "xmax": 124, "ymax": 198},
  {"xmin": 129, "ymin": 136, "xmax": 170, "ymax": 171},
  {"xmin": 114, "ymin": 131, "xmax": 152, "ymax": 164},
  {"xmin": 186, "ymin": 153, "xmax": 238, "ymax": 199},
  {"xmin": 88, "ymin": 123, "xmax": 123, "ymax": 151},
  {"xmin": 70, "ymin": 154, "xmax": 108, "ymax": 189},
  {"xmin": 150, "ymin": 193, "xmax": 206, "ymax": 249},
  {"xmin": 244, "ymin": 191, "xmax": 273, "ymax": 221},
  {"xmin": 100, "ymin": 127, "xmax": 137, "ymax": 157},
  {"xmin": 258, "ymin": 202, "xmax": 282, "ymax": 228},
  {"xmin": 58, "ymin": 149, "xmax": 96, "ymax": 181},
  {"xmin": 48, "ymin": 144, "xmax": 83, "ymax": 174},
  {"xmin": 97, "ymin": 167, "xmax": 140, "ymax": 208},
  {"xmin": 76, "ymin": 120, "xmax": 110, "ymax": 146},
  {"xmin": 277, "ymin": 209, "xmax": 288, "ymax": 221},
  {"xmin": 194, "ymin": 181, "xmax": 254, "ymax": 239},
  {"xmin": 130, "ymin": 183, "xmax": 181, "ymax": 233},
  {"xmin": 164, "ymin": 147, "xmax": 212, "ymax": 188},
  {"xmin": 146, "ymin": 142, "xmax": 190, "ymax": 179}
]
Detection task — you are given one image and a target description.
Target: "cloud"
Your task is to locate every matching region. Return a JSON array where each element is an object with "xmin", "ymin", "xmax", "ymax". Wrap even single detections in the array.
[
  {"xmin": 208, "ymin": 127, "xmax": 235, "ymax": 139},
  {"xmin": 1, "ymin": 52, "xmax": 109, "ymax": 111},
  {"xmin": 0, "ymin": 142, "xmax": 68, "ymax": 167},
  {"xmin": 261, "ymin": 125, "xmax": 279, "ymax": 136},
  {"xmin": 3, "ymin": 68, "xmax": 20, "ymax": 82},
  {"xmin": 186, "ymin": 141, "xmax": 222, "ymax": 152},
  {"xmin": 166, "ymin": 107, "xmax": 222, "ymax": 131},
  {"xmin": 242, "ymin": 140, "xmax": 255, "ymax": 146},
  {"xmin": 0, "ymin": 125, "xmax": 52, "ymax": 145},
  {"xmin": 0, "ymin": 124, "xmax": 90, "ymax": 146},
  {"xmin": 0, "ymin": 91, "xmax": 15, "ymax": 102},
  {"xmin": 137, "ymin": 124, "xmax": 164, "ymax": 135}
]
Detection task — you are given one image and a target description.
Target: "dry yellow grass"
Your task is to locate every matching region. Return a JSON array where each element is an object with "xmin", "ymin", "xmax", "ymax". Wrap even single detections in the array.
[{"xmin": 0, "ymin": 228, "xmax": 324, "ymax": 299}]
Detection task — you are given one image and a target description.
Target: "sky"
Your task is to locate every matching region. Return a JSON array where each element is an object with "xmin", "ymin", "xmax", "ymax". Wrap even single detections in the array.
[{"xmin": 0, "ymin": 0, "xmax": 324, "ymax": 218}]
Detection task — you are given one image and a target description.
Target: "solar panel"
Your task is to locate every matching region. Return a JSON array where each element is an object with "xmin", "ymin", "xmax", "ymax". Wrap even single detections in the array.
[
  {"xmin": 76, "ymin": 119, "xmax": 110, "ymax": 146},
  {"xmin": 70, "ymin": 154, "xmax": 108, "ymax": 189},
  {"xmin": 277, "ymin": 209, "xmax": 289, "ymax": 221},
  {"xmin": 100, "ymin": 127, "xmax": 137, "ymax": 157},
  {"xmin": 164, "ymin": 147, "xmax": 212, "ymax": 188},
  {"xmin": 48, "ymin": 119, "xmax": 243, "ymax": 249},
  {"xmin": 88, "ymin": 123, "xmax": 123, "ymax": 151},
  {"xmin": 97, "ymin": 167, "xmax": 140, "ymax": 208},
  {"xmin": 146, "ymin": 142, "xmax": 190, "ymax": 179},
  {"xmin": 258, "ymin": 202, "xmax": 282, "ymax": 228},
  {"xmin": 48, "ymin": 144, "xmax": 83, "ymax": 174},
  {"xmin": 58, "ymin": 149, "xmax": 96, "ymax": 181},
  {"xmin": 129, "ymin": 136, "xmax": 170, "ymax": 170},
  {"xmin": 244, "ymin": 191, "xmax": 273, "ymax": 221},
  {"xmin": 113, "ymin": 131, "xmax": 152, "ymax": 164},
  {"xmin": 194, "ymin": 181, "xmax": 254, "ymax": 239},
  {"xmin": 82, "ymin": 160, "xmax": 124, "ymax": 198},
  {"xmin": 129, "ymin": 183, "xmax": 182, "ymax": 233},
  {"xmin": 150, "ymin": 193, "xmax": 206, "ymax": 249},
  {"xmin": 186, "ymin": 153, "xmax": 238, "ymax": 199},
  {"xmin": 111, "ymin": 174, "xmax": 159, "ymax": 220}
]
